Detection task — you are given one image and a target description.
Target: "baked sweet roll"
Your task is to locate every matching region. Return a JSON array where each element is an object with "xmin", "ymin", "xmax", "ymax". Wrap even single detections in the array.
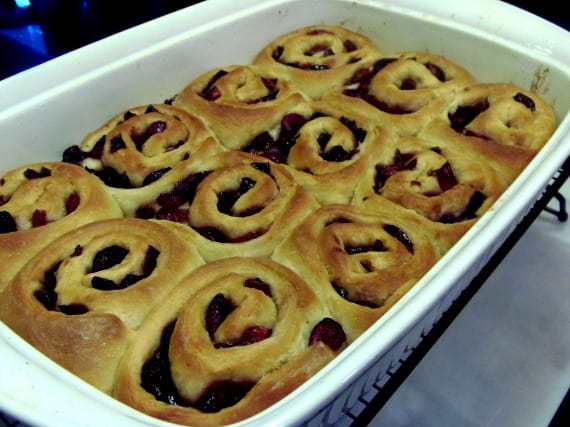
[
  {"xmin": 352, "ymin": 135, "xmax": 510, "ymax": 250},
  {"xmin": 114, "ymin": 256, "xmax": 344, "ymax": 426},
  {"xmin": 323, "ymin": 51, "xmax": 475, "ymax": 136},
  {"xmin": 61, "ymin": 103, "xmax": 223, "ymax": 196},
  {"xmin": 419, "ymin": 83, "xmax": 556, "ymax": 182},
  {"xmin": 269, "ymin": 100, "xmax": 392, "ymax": 204},
  {"xmin": 127, "ymin": 151, "xmax": 320, "ymax": 261},
  {"xmin": 0, "ymin": 162, "xmax": 123, "ymax": 292},
  {"xmin": 253, "ymin": 25, "xmax": 382, "ymax": 100},
  {"xmin": 273, "ymin": 204, "xmax": 440, "ymax": 341},
  {"xmin": 0, "ymin": 218, "xmax": 205, "ymax": 394},
  {"xmin": 174, "ymin": 65, "xmax": 310, "ymax": 150}
]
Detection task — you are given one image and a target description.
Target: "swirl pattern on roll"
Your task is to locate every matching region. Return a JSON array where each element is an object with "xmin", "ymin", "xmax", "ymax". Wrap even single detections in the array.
[
  {"xmin": 114, "ymin": 257, "xmax": 344, "ymax": 426},
  {"xmin": 419, "ymin": 83, "xmax": 557, "ymax": 181},
  {"xmin": 62, "ymin": 103, "xmax": 223, "ymax": 190},
  {"xmin": 323, "ymin": 51, "xmax": 475, "ymax": 136},
  {"xmin": 128, "ymin": 151, "xmax": 320, "ymax": 261},
  {"xmin": 253, "ymin": 25, "xmax": 382, "ymax": 100},
  {"xmin": 353, "ymin": 135, "xmax": 511, "ymax": 249},
  {"xmin": 0, "ymin": 218, "xmax": 205, "ymax": 393},
  {"xmin": 243, "ymin": 100, "xmax": 392, "ymax": 205},
  {"xmin": 174, "ymin": 65, "xmax": 310, "ymax": 150},
  {"xmin": 0, "ymin": 162, "xmax": 123, "ymax": 291},
  {"xmin": 273, "ymin": 204, "xmax": 440, "ymax": 341}
]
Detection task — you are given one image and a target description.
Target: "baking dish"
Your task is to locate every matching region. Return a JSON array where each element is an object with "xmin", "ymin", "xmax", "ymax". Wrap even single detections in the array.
[{"xmin": 1, "ymin": 0, "xmax": 569, "ymax": 426}]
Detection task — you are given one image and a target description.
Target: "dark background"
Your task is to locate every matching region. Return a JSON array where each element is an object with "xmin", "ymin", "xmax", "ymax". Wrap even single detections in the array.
[{"xmin": 0, "ymin": 0, "xmax": 568, "ymax": 80}]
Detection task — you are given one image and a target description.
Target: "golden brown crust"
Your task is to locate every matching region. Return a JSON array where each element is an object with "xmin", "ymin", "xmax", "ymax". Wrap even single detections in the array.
[
  {"xmin": 119, "ymin": 150, "xmax": 320, "ymax": 261},
  {"xmin": 282, "ymin": 99, "xmax": 394, "ymax": 205},
  {"xmin": 0, "ymin": 218, "xmax": 205, "ymax": 393},
  {"xmin": 253, "ymin": 25, "xmax": 382, "ymax": 100},
  {"xmin": 273, "ymin": 204, "xmax": 440, "ymax": 341},
  {"xmin": 174, "ymin": 64, "xmax": 311, "ymax": 150},
  {"xmin": 70, "ymin": 103, "xmax": 224, "ymax": 187},
  {"xmin": 114, "ymin": 257, "xmax": 338, "ymax": 426},
  {"xmin": 0, "ymin": 162, "xmax": 124, "ymax": 292},
  {"xmin": 418, "ymin": 83, "xmax": 556, "ymax": 182},
  {"xmin": 323, "ymin": 51, "xmax": 476, "ymax": 136}
]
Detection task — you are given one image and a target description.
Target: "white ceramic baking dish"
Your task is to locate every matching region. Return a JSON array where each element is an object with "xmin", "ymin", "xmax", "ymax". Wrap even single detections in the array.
[{"xmin": 1, "ymin": 0, "xmax": 569, "ymax": 426}]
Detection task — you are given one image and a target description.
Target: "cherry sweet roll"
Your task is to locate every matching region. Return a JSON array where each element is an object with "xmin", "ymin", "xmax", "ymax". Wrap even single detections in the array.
[
  {"xmin": 253, "ymin": 25, "xmax": 382, "ymax": 100},
  {"xmin": 273, "ymin": 204, "xmax": 440, "ymax": 341},
  {"xmin": 0, "ymin": 218, "xmax": 205, "ymax": 394},
  {"xmin": 61, "ymin": 103, "xmax": 223, "ymax": 201},
  {"xmin": 174, "ymin": 64, "xmax": 311, "ymax": 150},
  {"xmin": 114, "ymin": 257, "xmax": 345, "ymax": 427},
  {"xmin": 419, "ymin": 83, "xmax": 557, "ymax": 182},
  {"xmin": 278, "ymin": 100, "xmax": 393, "ymax": 205},
  {"xmin": 323, "ymin": 51, "xmax": 475, "ymax": 136},
  {"xmin": 352, "ymin": 135, "xmax": 511, "ymax": 251},
  {"xmin": 128, "ymin": 151, "xmax": 320, "ymax": 261},
  {"xmin": 0, "ymin": 162, "xmax": 123, "ymax": 292}
]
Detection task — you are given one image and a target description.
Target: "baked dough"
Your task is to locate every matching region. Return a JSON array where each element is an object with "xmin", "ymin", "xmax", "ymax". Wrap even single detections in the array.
[
  {"xmin": 114, "ymin": 257, "xmax": 341, "ymax": 426},
  {"xmin": 0, "ymin": 218, "xmax": 205, "ymax": 393},
  {"xmin": 253, "ymin": 25, "xmax": 382, "ymax": 100},
  {"xmin": 0, "ymin": 162, "xmax": 123, "ymax": 292}
]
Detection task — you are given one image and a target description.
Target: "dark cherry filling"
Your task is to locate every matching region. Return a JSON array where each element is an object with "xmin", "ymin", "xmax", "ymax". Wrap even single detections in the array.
[
  {"xmin": 62, "ymin": 105, "xmax": 180, "ymax": 188},
  {"xmin": 141, "ymin": 321, "xmax": 186, "ymax": 406},
  {"xmin": 195, "ymin": 227, "xmax": 265, "ymax": 244},
  {"xmin": 513, "ymin": 92, "xmax": 536, "ymax": 111},
  {"xmin": 344, "ymin": 239, "xmax": 386, "ymax": 255},
  {"xmin": 65, "ymin": 192, "xmax": 81, "ymax": 213},
  {"xmin": 34, "ymin": 245, "xmax": 159, "ymax": 312},
  {"xmin": 244, "ymin": 277, "xmax": 272, "ymax": 297},
  {"xmin": 24, "ymin": 167, "xmax": 51, "ymax": 179},
  {"xmin": 246, "ymin": 78, "xmax": 280, "ymax": 105},
  {"xmin": 217, "ymin": 178, "xmax": 261, "ymax": 216},
  {"xmin": 199, "ymin": 70, "xmax": 228, "ymax": 101},
  {"xmin": 272, "ymin": 30, "xmax": 359, "ymax": 70},
  {"xmin": 131, "ymin": 121, "xmax": 168, "ymax": 150},
  {"xmin": 142, "ymin": 321, "xmax": 257, "ymax": 412},
  {"xmin": 205, "ymin": 293, "xmax": 236, "ymax": 339},
  {"xmin": 332, "ymin": 283, "xmax": 380, "ymax": 309},
  {"xmin": 0, "ymin": 211, "xmax": 17, "ymax": 233},
  {"xmin": 429, "ymin": 161, "xmax": 458, "ymax": 192},
  {"xmin": 91, "ymin": 245, "xmax": 160, "ymax": 291},
  {"xmin": 32, "ymin": 209, "xmax": 48, "ymax": 227},
  {"xmin": 243, "ymin": 113, "xmax": 308, "ymax": 163},
  {"xmin": 439, "ymin": 190, "xmax": 487, "ymax": 223},
  {"xmin": 343, "ymin": 57, "xmax": 445, "ymax": 113},
  {"xmin": 373, "ymin": 150, "xmax": 417, "ymax": 192},
  {"xmin": 318, "ymin": 116, "xmax": 366, "ymax": 162},
  {"xmin": 383, "ymin": 224, "xmax": 414, "ymax": 254},
  {"xmin": 0, "ymin": 191, "xmax": 80, "ymax": 233},
  {"xmin": 206, "ymin": 292, "xmax": 273, "ymax": 348},
  {"xmin": 448, "ymin": 98, "xmax": 490, "ymax": 136},
  {"xmin": 309, "ymin": 318, "xmax": 346, "ymax": 350},
  {"xmin": 142, "ymin": 167, "xmax": 172, "ymax": 187}
]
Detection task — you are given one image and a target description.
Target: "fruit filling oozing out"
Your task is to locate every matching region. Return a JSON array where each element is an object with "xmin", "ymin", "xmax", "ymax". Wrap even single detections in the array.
[
  {"xmin": 448, "ymin": 92, "xmax": 536, "ymax": 138},
  {"xmin": 373, "ymin": 149, "xmax": 487, "ymax": 223},
  {"xmin": 33, "ymin": 244, "xmax": 160, "ymax": 314},
  {"xmin": 141, "ymin": 277, "xmax": 346, "ymax": 412},
  {"xmin": 271, "ymin": 28, "xmax": 361, "ymax": 70},
  {"xmin": 243, "ymin": 113, "xmax": 367, "ymax": 164},
  {"xmin": 0, "ymin": 167, "xmax": 80, "ymax": 233},
  {"xmin": 62, "ymin": 105, "xmax": 187, "ymax": 189},
  {"xmin": 327, "ymin": 218, "xmax": 414, "ymax": 308},
  {"xmin": 135, "ymin": 163, "xmax": 273, "ymax": 243},
  {"xmin": 342, "ymin": 57, "xmax": 447, "ymax": 114},
  {"xmin": 199, "ymin": 69, "xmax": 280, "ymax": 104}
]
